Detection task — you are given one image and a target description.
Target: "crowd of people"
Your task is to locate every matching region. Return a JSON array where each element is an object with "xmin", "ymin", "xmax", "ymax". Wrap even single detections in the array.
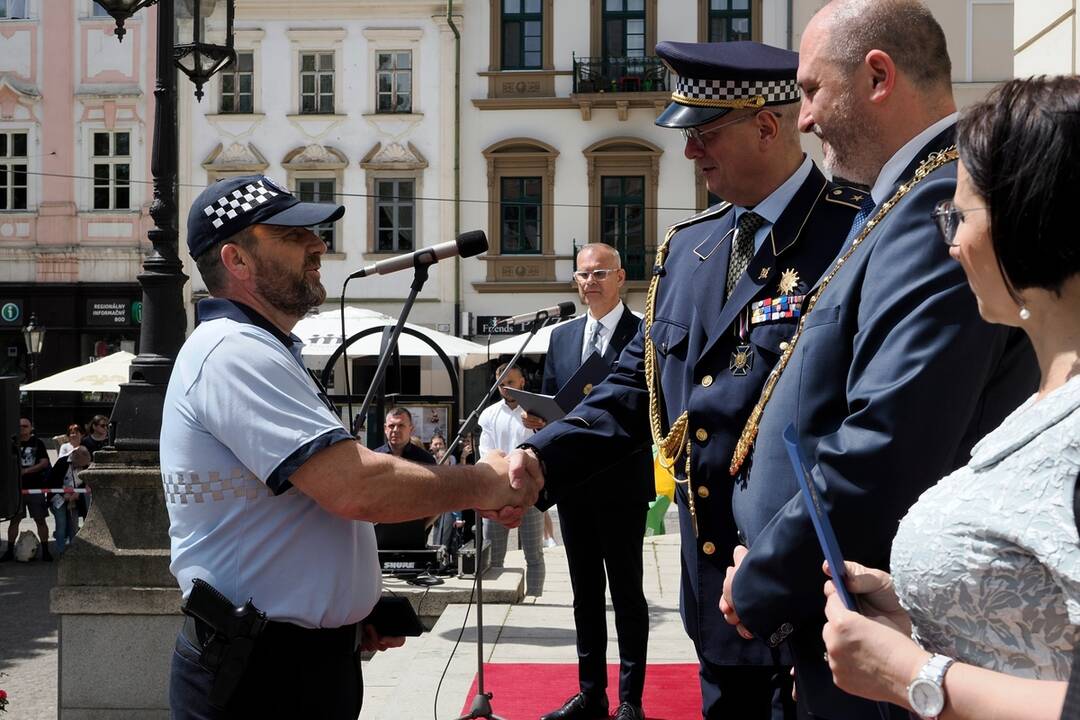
[{"xmin": 2, "ymin": 414, "xmax": 109, "ymax": 562}]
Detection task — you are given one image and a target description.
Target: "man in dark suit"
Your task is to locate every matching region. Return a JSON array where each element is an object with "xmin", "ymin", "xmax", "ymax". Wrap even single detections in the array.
[
  {"xmin": 511, "ymin": 42, "xmax": 863, "ymax": 719},
  {"xmin": 718, "ymin": 2, "xmax": 1039, "ymax": 718},
  {"xmin": 527, "ymin": 242, "xmax": 653, "ymax": 720}
]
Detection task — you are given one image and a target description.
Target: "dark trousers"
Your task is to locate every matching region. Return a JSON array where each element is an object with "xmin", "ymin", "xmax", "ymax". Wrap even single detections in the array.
[
  {"xmin": 557, "ymin": 498, "xmax": 650, "ymax": 705},
  {"xmin": 170, "ymin": 618, "xmax": 363, "ymax": 719},
  {"xmin": 699, "ymin": 660, "xmax": 796, "ymax": 720}
]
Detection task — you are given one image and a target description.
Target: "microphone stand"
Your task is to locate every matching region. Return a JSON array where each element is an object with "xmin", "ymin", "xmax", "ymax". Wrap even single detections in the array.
[
  {"xmin": 443, "ymin": 315, "xmax": 548, "ymax": 720},
  {"xmin": 356, "ymin": 262, "xmax": 431, "ymax": 423}
]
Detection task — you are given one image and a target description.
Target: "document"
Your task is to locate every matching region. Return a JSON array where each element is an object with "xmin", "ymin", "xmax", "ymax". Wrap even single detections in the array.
[{"xmin": 504, "ymin": 352, "xmax": 612, "ymax": 422}]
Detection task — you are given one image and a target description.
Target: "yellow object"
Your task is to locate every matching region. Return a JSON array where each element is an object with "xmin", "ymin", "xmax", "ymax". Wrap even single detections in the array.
[{"xmin": 653, "ymin": 448, "xmax": 676, "ymax": 501}]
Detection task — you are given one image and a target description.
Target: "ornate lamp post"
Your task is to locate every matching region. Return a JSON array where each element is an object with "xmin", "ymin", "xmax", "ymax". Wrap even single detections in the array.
[
  {"xmin": 94, "ymin": 0, "xmax": 235, "ymax": 449},
  {"xmin": 21, "ymin": 312, "xmax": 45, "ymax": 425}
]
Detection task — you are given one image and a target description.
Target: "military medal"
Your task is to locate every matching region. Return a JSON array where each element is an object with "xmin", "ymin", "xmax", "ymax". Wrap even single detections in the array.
[
  {"xmin": 730, "ymin": 344, "xmax": 753, "ymax": 375},
  {"xmin": 758, "ymin": 267, "xmax": 771, "ymax": 280},
  {"xmin": 778, "ymin": 268, "xmax": 801, "ymax": 295}
]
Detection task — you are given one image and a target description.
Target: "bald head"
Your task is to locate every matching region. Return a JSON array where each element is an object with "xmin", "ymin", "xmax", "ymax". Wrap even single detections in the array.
[{"xmin": 816, "ymin": 0, "xmax": 951, "ymax": 91}]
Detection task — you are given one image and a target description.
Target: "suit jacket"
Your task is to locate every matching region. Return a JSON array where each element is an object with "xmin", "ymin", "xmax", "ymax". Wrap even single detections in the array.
[
  {"xmin": 729, "ymin": 128, "xmax": 1039, "ymax": 717},
  {"xmin": 541, "ymin": 303, "xmax": 654, "ymax": 505},
  {"xmin": 530, "ymin": 162, "xmax": 861, "ymax": 667}
]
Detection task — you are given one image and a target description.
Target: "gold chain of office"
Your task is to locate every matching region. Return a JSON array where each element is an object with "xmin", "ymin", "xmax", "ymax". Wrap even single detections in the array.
[{"xmin": 643, "ymin": 145, "xmax": 959, "ymax": 527}]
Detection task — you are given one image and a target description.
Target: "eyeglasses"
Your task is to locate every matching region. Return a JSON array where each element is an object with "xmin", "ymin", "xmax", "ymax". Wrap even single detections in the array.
[
  {"xmin": 931, "ymin": 199, "xmax": 989, "ymax": 246},
  {"xmin": 682, "ymin": 110, "xmax": 781, "ymax": 149},
  {"xmin": 573, "ymin": 268, "xmax": 619, "ymax": 282}
]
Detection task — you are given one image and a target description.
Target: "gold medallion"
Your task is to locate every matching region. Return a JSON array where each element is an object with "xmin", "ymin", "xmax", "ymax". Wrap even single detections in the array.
[
  {"xmin": 778, "ymin": 268, "xmax": 801, "ymax": 295},
  {"xmin": 758, "ymin": 267, "xmax": 770, "ymax": 280},
  {"xmin": 583, "ymin": 383, "xmax": 593, "ymax": 395}
]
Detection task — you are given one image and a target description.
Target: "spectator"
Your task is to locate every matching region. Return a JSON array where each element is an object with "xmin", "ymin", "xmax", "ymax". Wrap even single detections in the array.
[
  {"xmin": 47, "ymin": 446, "xmax": 91, "ymax": 555},
  {"xmin": 1, "ymin": 418, "xmax": 52, "ymax": 562},
  {"xmin": 821, "ymin": 76, "xmax": 1080, "ymax": 720},
  {"xmin": 81, "ymin": 414, "xmax": 110, "ymax": 456},
  {"xmin": 429, "ymin": 434, "xmax": 455, "ymax": 465},
  {"xmin": 372, "ymin": 408, "xmax": 436, "ymax": 465},
  {"xmin": 58, "ymin": 423, "xmax": 84, "ymax": 458}
]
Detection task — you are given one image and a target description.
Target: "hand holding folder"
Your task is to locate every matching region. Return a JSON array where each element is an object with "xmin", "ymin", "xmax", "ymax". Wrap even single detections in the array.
[{"xmin": 504, "ymin": 352, "xmax": 612, "ymax": 422}]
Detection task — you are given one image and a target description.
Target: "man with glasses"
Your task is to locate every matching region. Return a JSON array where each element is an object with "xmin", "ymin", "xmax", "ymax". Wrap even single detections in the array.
[
  {"xmin": 715, "ymin": 2, "xmax": 1038, "ymax": 718},
  {"xmin": 524, "ymin": 243, "xmax": 653, "ymax": 720},
  {"xmin": 512, "ymin": 41, "xmax": 864, "ymax": 719}
]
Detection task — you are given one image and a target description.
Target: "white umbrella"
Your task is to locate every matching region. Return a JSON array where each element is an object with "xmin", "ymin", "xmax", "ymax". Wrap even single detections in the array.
[
  {"xmin": 21, "ymin": 351, "xmax": 134, "ymax": 394},
  {"xmin": 295, "ymin": 307, "xmax": 488, "ymax": 362},
  {"xmin": 464, "ymin": 311, "xmax": 644, "ymax": 368}
]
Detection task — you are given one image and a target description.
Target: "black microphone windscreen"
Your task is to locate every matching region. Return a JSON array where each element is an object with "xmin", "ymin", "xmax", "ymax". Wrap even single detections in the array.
[
  {"xmin": 456, "ymin": 230, "xmax": 488, "ymax": 258},
  {"xmin": 558, "ymin": 301, "xmax": 576, "ymax": 317}
]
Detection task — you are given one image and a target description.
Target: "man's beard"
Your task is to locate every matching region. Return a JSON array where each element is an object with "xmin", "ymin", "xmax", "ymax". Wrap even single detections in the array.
[
  {"xmin": 251, "ymin": 249, "xmax": 326, "ymax": 317},
  {"xmin": 816, "ymin": 88, "xmax": 881, "ymax": 186}
]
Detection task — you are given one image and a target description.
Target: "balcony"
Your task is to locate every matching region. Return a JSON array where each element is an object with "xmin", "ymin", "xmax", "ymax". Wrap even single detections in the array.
[{"xmin": 570, "ymin": 55, "xmax": 670, "ymax": 120}]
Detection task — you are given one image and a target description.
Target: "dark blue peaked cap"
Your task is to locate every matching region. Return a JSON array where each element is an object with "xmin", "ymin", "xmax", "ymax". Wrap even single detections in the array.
[{"xmin": 655, "ymin": 40, "xmax": 800, "ymax": 129}]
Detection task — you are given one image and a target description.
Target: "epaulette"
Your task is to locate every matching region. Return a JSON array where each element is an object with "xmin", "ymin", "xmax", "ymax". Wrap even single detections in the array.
[
  {"xmin": 824, "ymin": 185, "xmax": 871, "ymax": 210},
  {"xmin": 666, "ymin": 201, "xmax": 733, "ymax": 235}
]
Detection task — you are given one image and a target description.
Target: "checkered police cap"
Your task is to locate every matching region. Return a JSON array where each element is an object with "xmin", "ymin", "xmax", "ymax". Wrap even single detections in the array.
[
  {"xmin": 186, "ymin": 174, "xmax": 345, "ymax": 259},
  {"xmin": 655, "ymin": 40, "xmax": 800, "ymax": 129}
]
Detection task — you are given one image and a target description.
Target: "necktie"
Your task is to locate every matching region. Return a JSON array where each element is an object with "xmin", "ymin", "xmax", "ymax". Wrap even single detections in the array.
[
  {"xmin": 842, "ymin": 194, "xmax": 876, "ymax": 250},
  {"xmin": 726, "ymin": 211, "xmax": 766, "ymax": 300},
  {"xmin": 583, "ymin": 321, "xmax": 603, "ymax": 362}
]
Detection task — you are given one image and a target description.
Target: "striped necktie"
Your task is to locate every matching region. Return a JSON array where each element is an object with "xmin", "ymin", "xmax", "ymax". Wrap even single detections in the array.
[
  {"xmin": 726, "ymin": 211, "xmax": 766, "ymax": 300},
  {"xmin": 583, "ymin": 321, "xmax": 603, "ymax": 362}
]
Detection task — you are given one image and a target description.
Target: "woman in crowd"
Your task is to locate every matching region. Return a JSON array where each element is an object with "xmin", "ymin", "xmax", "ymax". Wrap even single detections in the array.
[
  {"xmin": 821, "ymin": 76, "xmax": 1080, "ymax": 720},
  {"xmin": 81, "ymin": 414, "xmax": 110, "ymax": 455},
  {"xmin": 57, "ymin": 423, "xmax": 84, "ymax": 458}
]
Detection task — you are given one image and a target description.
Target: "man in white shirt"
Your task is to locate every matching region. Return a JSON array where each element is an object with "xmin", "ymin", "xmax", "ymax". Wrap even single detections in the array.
[{"xmin": 478, "ymin": 363, "xmax": 545, "ymax": 596}]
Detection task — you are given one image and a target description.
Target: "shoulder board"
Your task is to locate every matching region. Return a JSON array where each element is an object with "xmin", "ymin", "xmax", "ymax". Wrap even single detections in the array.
[
  {"xmin": 666, "ymin": 201, "xmax": 733, "ymax": 235},
  {"xmin": 824, "ymin": 184, "xmax": 871, "ymax": 210}
]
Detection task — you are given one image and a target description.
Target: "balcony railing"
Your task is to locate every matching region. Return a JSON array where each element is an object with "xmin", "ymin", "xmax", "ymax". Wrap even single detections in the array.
[{"xmin": 572, "ymin": 55, "xmax": 669, "ymax": 95}]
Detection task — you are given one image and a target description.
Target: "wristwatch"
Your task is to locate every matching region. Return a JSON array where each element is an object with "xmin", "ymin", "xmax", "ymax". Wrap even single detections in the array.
[{"xmin": 907, "ymin": 653, "xmax": 955, "ymax": 719}]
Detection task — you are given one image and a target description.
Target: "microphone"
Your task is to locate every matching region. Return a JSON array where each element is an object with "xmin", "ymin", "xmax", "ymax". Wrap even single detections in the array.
[
  {"xmin": 498, "ymin": 301, "xmax": 576, "ymax": 326},
  {"xmin": 348, "ymin": 230, "xmax": 488, "ymax": 279}
]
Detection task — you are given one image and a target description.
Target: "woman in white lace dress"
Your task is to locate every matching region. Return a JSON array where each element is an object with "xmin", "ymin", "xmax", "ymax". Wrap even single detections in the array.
[{"xmin": 820, "ymin": 75, "xmax": 1080, "ymax": 720}]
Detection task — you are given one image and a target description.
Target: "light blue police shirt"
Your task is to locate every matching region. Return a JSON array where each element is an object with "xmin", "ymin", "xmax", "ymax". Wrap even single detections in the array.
[{"xmin": 160, "ymin": 299, "xmax": 381, "ymax": 629}]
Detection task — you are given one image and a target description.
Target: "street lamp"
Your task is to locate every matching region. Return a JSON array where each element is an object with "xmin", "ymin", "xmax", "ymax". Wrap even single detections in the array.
[
  {"xmin": 97, "ymin": 0, "xmax": 236, "ymax": 449},
  {"xmin": 21, "ymin": 313, "xmax": 45, "ymax": 425}
]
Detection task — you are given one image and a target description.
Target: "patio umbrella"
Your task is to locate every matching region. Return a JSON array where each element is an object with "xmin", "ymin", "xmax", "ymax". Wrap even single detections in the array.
[
  {"xmin": 20, "ymin": 351, "xmax": 134, "ymax": 394},
  {"xmin": 295, "ymin": 307, "xmax": 488, "ymax": 362}
]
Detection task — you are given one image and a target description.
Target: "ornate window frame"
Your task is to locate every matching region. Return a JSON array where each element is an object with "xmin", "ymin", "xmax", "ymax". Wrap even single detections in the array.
[
  {"xmin": 362, "ymin": 27, "xmax": 423, "ymax": 118},
  {"xmin": 281, "ymin": 144, "xmax": 348, "ymax": 256},
  {"xmin": 359, "ymin": 141, "xmax": 428, "ymax": 258},
  {"xmin": 483, "ymin": 0, "xmax": 556, "ymax": 99},
  {"xmin": 696, "ymin": 0, "xmax": 762, "ymax": 42}
]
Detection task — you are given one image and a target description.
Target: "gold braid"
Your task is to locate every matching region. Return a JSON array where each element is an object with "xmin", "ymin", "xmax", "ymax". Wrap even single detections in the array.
[{"xmin": 729, "ymin": 146, "xmax": 959, "ymax": 475}]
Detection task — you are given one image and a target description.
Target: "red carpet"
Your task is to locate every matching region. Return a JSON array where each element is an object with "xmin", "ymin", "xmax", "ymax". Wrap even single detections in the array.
[{"xmin": 461, "ymin": 663, "xmax": 701, "ymax": 719}]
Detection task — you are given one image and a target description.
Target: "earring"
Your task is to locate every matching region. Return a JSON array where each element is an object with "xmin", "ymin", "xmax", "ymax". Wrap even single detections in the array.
[{"xmin": 1019, "ymin": 305, "xmax": 1031, "ymax": 321}]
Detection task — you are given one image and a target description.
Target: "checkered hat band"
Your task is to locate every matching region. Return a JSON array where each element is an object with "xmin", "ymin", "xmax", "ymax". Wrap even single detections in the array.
[
  {"xmin": 673, "ymin": 76, "xmax": 800, "ymax": 107},
  {"xmin": 202, "ymin": 180, "xmax": 280, "ymax": 230}
]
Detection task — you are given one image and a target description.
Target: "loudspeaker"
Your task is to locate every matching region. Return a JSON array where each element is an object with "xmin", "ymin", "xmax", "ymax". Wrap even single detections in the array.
[{"xmin": 0, "ymin": 377, "xmax": 19, "ymax": 520}]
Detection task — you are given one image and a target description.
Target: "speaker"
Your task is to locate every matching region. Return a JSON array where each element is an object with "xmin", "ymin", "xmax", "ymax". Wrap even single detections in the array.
[{"xmin": 0, "ymin": 377, "xmax": 19, "ymax": 520}]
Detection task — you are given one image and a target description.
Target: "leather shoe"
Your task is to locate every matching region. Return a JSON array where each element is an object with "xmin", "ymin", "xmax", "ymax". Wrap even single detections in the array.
[
  {"xmin": 539, "ymin": 692, "xmax": 609, "ymax": 720},
  {"xmin": 612, "ymin": 702, "xmax": 645, "ymax": 720}
]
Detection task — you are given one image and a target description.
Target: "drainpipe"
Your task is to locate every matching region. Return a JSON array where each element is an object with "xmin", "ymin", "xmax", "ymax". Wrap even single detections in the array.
[
  {"xmin": 786, "ymin": 0, "xmax": 794, "ymax": 50},
  {"xmin": 448, "ymin": 0, "xmax": 463, "ymax": 336}
]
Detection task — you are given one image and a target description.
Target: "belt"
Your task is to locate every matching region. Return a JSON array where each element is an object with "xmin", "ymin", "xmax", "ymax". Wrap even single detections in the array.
[{"xmin": 182, "ymin": 615, "xmax": 359, "ymax": 656}]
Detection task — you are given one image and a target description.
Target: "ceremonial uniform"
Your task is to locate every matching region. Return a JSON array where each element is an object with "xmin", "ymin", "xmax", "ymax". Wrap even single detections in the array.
[
  {"xmin": 528, "ymin": 40, "xmax": 864, "ymax": 719},
  {"xmin": 728, "ymin": 122, "xmax": 1039, "ymax": 718}
]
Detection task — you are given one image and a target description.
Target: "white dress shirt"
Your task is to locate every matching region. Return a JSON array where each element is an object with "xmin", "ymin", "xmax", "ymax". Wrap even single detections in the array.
[
  {"xmin": 581, "ymin": 302, "xmax": 626, "ymax": 361},
  {"xmin": 478, "ymin": 399, "xmax": 534, "ymax": 455}
]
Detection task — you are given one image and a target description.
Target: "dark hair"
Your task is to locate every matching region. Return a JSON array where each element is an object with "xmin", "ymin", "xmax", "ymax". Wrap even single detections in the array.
[
  {"xmin": 67, "ymin": 424, "xmax": 83, "ymax": 435},
  {"xmin": 825, "ymin": 0, "xmax": 951, "ymax": 91},
  {"xmin": 385, "ymin": 407, "xmax": 413, "ymax": 424},
  {"xmin": 957, "ymin": 76, "xmax": 1080, "ymax": 297},
  {"xmin": 195, "ymin": 226, "xmax": 258, "ymax": 294}
]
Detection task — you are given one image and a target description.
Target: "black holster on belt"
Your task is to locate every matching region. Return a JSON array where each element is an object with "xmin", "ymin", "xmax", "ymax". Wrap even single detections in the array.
[{"xmin": 180, "ymin": 578, "xmax": 267, "ymax": 708}]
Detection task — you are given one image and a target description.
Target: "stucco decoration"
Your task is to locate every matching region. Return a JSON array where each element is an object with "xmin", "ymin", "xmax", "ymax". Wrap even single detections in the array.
[
  {"xmin": 281, "ymin": 144, "xmax": 348, "ymax": 170},
  {"xmin": 0, "ymin": 75, "xmax": 38, "ymax": 120},
  {"xmin": 201, "ymin": 142, "xmax": 269, "ymax": 173},
  {"xmin": 359, "ymin": 141, "xmax": 428, "ymax": 170}
]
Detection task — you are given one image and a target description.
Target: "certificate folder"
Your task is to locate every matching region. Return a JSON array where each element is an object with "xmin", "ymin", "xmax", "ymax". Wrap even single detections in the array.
[
  {"xmin": 504, "ymin": 351, "xmax": 611, "ymax": 422},
  {"xmin": 782, "ymin": 423, "xmax": 857, "ymax": 611}
]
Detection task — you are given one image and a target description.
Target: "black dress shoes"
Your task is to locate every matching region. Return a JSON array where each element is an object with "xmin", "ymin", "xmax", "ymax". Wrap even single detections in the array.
[
  {"xmin": 611, "ymin": 702, "xmax": 645, "ymax": 720},
  {"xmin": 539, "ymin": 692, "xmax": 609, "ymax": 720}
]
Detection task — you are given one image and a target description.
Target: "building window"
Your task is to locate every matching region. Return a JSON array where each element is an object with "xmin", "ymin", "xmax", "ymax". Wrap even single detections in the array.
[
  {"xmin": 501, "ymin": 0, "xmax": 542, "ymax": 69},
  {"xmin": 500, "ymin": 177, "xmax": 542, "ymax": 254},
  {"xmin": 91, "ymin": 2, "xmax": 110, "ymax": 17},
  {"xmin": 601, "ymin": 176, "xmax": 646, "ymax": 279},
  {"xmin": 0, "ymin": 0, "xmax": 27, "ymax": 19},
  {"xmin": 603, "ymin": 0, "xmax": 645, "ymax": 58},
  {"xmin": 296, "ymin": 179, "xmax": 336, "ymax": 251},
  {"xmin": 708, "ymin": 0, "xmax": 751, "ymax": 42},
  {"xmin": 92, "ymin": 131, "xmax": 130, "ymax": 210},
  {"xmin": 220, "ymin": 51, "xmax": 254, "ymax": 113},
  {"xmin": 0, "ymin": 132, "xmax": 27, "ymax": 211},
  {"xmin": 375, "ymin": 179, "xmax": 415, "ymax": 252},
  {"xmin": 299, "ymin": 52, "xmax": 334, "ymax": 114},
  {"xmin": 376, "ymin": 51, "xmax": 412, "ymax": 114}
]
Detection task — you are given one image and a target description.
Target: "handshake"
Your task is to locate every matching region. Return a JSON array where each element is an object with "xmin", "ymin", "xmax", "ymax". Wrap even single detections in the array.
[{"xmin": 474, "ymin": 448, "xmax": 546, "ymax": 528}]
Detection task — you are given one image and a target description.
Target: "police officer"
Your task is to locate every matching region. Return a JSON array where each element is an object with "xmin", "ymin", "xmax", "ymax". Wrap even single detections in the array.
[
  {"xmin": 509, "ymin": 41, "xmax": 863, "ymax": 719},
  {"xmin": 161, "ymin": 175, "xmax": 540, "ymax": 719}
]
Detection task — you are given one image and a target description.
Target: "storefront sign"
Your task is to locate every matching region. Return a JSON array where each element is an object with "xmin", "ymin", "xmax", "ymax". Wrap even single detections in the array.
[
  {"xmin": 131, "ymin": 301, "xmax": 143, "ymax": 324},
  {"xmin": 0, "ymin": 301, "xmax": 21, "ymax": 325},
  {"xmin": 475, "ymin": 315, "xmax": 560, "ymax": 336},
  {"xmin": 86, "ymin": 299, "xmax": 130, "ymax": 326}
]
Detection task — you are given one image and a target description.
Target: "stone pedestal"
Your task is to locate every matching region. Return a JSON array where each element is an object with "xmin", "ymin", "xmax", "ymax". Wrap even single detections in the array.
[{"xmin": 50, "ymin": 450, "xmax": 180, "ymax": 720}]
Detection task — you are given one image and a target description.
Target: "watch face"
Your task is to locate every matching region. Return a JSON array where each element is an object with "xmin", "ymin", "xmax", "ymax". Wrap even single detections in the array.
[{"xmin": 909, "ymin": 679, "xmax": 945, "ymax": 717}]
